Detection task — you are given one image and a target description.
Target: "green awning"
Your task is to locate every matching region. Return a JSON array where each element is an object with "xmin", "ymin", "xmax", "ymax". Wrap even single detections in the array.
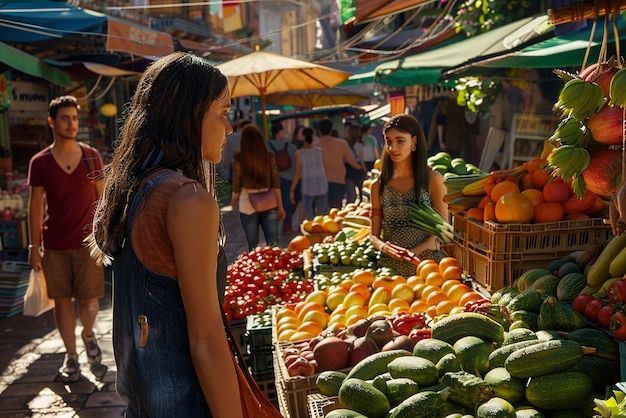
[
  {"xmin": 447, "ymin": 19, "xmax": 626, "ymax": 75},
  {"xmin": 374, "ymin": 15, "xmax": 553, "ymax": 87},
  {"xmin": 0, "ymin": 42, "xmax": 72, "ymax": 87}
]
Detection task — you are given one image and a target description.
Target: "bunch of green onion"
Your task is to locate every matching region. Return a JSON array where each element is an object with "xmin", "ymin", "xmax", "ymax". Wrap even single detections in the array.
[{"xmin": 408, "ymin": 201, "xmax": 454, "ymax": 243}]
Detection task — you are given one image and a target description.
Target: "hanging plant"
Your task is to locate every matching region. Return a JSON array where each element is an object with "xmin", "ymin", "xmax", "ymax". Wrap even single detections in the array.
[
  {"xmin": 452, "ymin": 0, "xmax": 540, "ymax": 36},
  {"xmin": 454, "ymin": 77, "xmax": 502, "ymax": 117}
]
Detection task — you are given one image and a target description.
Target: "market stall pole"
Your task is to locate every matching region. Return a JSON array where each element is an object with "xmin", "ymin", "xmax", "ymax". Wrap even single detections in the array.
[{"xmin": 216, "ymin": 46, "xmax": 352, "ymax": 138}]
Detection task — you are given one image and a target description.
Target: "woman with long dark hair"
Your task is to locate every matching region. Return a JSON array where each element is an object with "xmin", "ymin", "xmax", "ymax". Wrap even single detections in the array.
[
  {"xmin": 369, "ymin": 114, "xmax": 448, "ymax": 277},
  {"xmin": 88, "ymin": 52, "xmax": 243, "ymax": 417}
]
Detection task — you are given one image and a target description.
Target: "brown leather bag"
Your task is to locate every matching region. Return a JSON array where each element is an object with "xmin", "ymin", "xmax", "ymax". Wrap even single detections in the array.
[{"xmin": 223, "ymin": 312, "xmax": 284, "ymax": 418}]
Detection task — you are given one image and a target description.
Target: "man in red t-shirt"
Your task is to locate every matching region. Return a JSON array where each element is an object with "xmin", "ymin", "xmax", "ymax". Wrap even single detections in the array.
[{"xmin": 27, "ymin": 95, "xmax": 105, "ymax": 383}]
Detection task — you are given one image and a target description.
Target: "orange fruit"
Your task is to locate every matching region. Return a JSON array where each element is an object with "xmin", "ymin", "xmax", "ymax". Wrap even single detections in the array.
[
  {"xmin": 426, "ymin": 290, "xmax": 448, "ymax": 307},
  {"xmin": 441, "ymin": 279, "xmax": 463, "ymax": 294},
  {"xmin": 420, "ymin": 285, "xmax": 441, "ymax": 302},
  {"xmin": 288, "ymin": 235, "xmax": 311, "ymax": 252},
  {"xmin": 531, "ymin": 168, "xmax": 551, "ymax": 189},
  {"xmin": 352, "ymin": 269, "xmax": 376, "ymax": 286},
  {"xmin": 438, "ymin": 257, "xmax": 460, "ymax": 272},
  {"xmin": 533, "ymin": 201, "xmax": 565, "ymax": 223},
  {"xmin": 349, "ymin": 283, "xmax": 371, "ymax": 301},
  {"xmin": 519, "ymin": 173, "xmax": 535, "ymax": 191},
  {"xmin": 296, "ymin": 301, "xmax": 325, "ymax": 321},
  {"xmin": 338, "ymin": 279, "xmax": 355, "ymax": 291},
  {"xmin": 278, "ymin": 329, "xmax": 297, "ymax": 342},
  {"xmin": 301, "ymin": 310, "xmax": 329, "ymax": 328},
  {"xmin": 425, "ymin": 271, "xmax": 446, "ymax": 287},
  {"xmin": 413, "ymin": 283, "xmax": 427, "ymax": 299},
  {"xmin": 305, "ymin": 290, "xmax": 328, "ymax": 306},
  {"xmin": 406, "ymin": 275, "xmax": 424, "ymax": 288},
  {"xmin": 297, "ymin": 320, "xmax": 324, "ymax": 336},
  {"xmin": 490, "ymin": 180, "xmax": 520, "ymax": 203},
  {"xmin": 458, "ymin": 291, "xmax": 485, "ymax": 307},
  {"xmin": 446, "ymin": 283, "xmax": 472, "ymax": 303},
  {"xmin": 436, "ymin": 299, "xmax": 458, "ymax": 315},
  {"xmin": 372, "ymin": 276, "xmax": 397, "ymax": 291},
  {"xmin": 526, "ymin": 158, "xmax": 547, "ymax": 173},
  {"xmin": 542, "ymin": 181, "xmax": 570, "ymax": 203},
  {"xmin": 289, "ymin": 330, "xmax": 317, "ymax": 342},
  {"xmin": 275, "ymin": 307, "xmax": 298, "ymax": 322},
  {"xmin": 426, "ymin": 305, "xmax": 438, "ymax": 319},
  {"xmin": 388, "ymin": 298, "xmax": 410, "ymax": 313},
  {"xmin": 442, "ymin": 265, "xmax": 463, "ymax": 282},
  {"xmin": 419, "ymin": 263, "xmax": 441, "ymax": 279},
  {"xmin": 410, "ymin": 299, "xmax": 429, "ymax": 314},
  {"xmin": 342, "ymin": 291, "xmax": 366, "ymax": 309},
  {"xmin": 521, "ymin": 188, "xmax": 545, "ymax": 207},
  {"xmin": 495, "ymin": 192, "xmax": 534, "ymax": 224},
  {"xmin": 416, "ymin": 259, "xmax": 438, "ymax": 277},
  {"xmin": 391, "ymin": 283, "xmax": 416, "ymax": 303}
]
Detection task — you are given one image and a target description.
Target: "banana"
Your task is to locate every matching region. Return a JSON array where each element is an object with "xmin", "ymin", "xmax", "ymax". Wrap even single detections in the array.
[
  {"xmin": 443, "ymin": 190, "xmax": 466, "ymax": 204},
  {"xmin": 549, "ymin": 117, "xmax": 593, "ymax": 148},
  {"xmin": 609, "ymin": 66, "xmax": 626, "ymax": 107},
  {"xmin": 444, "ymin": 173, "xmax": 489, "ymax": 193},
  {"xmin": 462, "ymin": 176, "xmax": 490, "ymax": 196},
  {"xmin": 554, "ymin": 78, "xmax": 605, "ymax": 121},
  {"xmin": 546, "ymin": 145, "xmax": 590, "ymax": 183},
  {"xmin": 448, "ymin": 196, "xmax": 484, "ymax": 213},
  {"xmin": 343, "ymin": 215, "xmax": 371, "ymax": 226}
]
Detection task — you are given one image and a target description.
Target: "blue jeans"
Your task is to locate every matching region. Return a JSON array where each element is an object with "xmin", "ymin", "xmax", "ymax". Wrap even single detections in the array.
[
  {"xmin": 328, "ymin": 182, "xmax": 345, "ymax": 211},
  {"xmin": 279, "ymin": 177, "xmax": 292, "ymax": 226},
  {"xmin": 240, "ymin": 208, "xmax": 279, "ymax": 250},
  {"xmin": 302, "ymin": 194, "xmax": 328, "ymax": 220}
]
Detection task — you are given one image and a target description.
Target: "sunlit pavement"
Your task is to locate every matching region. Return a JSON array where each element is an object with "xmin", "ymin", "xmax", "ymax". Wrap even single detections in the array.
[{"xmin": 0, "ymin": 200, "xmax": 299, "ymax": 417}]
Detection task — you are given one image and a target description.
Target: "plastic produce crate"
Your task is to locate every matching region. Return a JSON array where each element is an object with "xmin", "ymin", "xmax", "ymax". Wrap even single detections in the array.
[
  {"xmin": 255, "ymin": 378, "xmax": 279, "ymax": 410},
  {"xmin": 246, "ymin": 314, "xmax": 273, "ymax": 352},
  {"xmin": 454, "ymin": 212, "xmax": 611, "ymax": 255},
  {"xmin": 273, "ymin": 342, "xmax": 351, "ymax": 418},
  {"xmin": 308, "ymin": 394, "xmax": 341, "ymax": 418},
  {"xmin": 228, "ymin": 319, "xmax": 247, "ymax": 355}
]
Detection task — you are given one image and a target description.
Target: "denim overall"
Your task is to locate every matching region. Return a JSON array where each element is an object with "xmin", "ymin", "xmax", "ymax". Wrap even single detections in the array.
[{"xmin": 112, "ymin": 170, "xmax": 212, "ymax": 417}]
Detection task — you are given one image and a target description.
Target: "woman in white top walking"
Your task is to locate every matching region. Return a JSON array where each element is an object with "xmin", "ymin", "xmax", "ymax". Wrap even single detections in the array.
[{"xmin": 290, "ymin": 127, "xmax": 328, "ymax": 220}]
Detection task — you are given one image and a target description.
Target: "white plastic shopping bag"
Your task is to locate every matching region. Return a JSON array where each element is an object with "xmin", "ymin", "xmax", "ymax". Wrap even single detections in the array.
[{"xmin": 23, "ymin": 269, "xmax": 54, "ymax": 317}]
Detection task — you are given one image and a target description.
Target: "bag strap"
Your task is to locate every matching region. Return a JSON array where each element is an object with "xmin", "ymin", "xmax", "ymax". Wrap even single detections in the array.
[
  {"xmin": 283, "ymin": 143, "xmax": 288, "ymax": 152},
  {"xmin": 222, "ymin": 308, "xmax": 257, "ymax": 387},
  {"xmin": 267, "ymin": 142, "xmax": 277, "ymax": 153}
]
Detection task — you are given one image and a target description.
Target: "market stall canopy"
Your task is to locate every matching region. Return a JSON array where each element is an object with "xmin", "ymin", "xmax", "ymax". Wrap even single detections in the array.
[
  {"xmin": 374, "ymin": 14, "xmax": 554, "ymax": 87},
  {"xmin": 265, "ymin": 88, "xmax": 370, "ymax": 109},
  {"xmin": 0, "ymin": 1, "xmax": 106, "ymax": 43},
  {"xmin": 444, "ymin": 15, "xmax": 626, "ymax": 77},
  {"xmin": 0, "ymin": 41, "xmax": 71, "ymax": 87},
  {"xmin": 217, "ymin": 48, "xmax": 352, "ymax": 136},
  {"xmin": 270, "ymin": 105, "xmax": 368, "ymax": 122}
]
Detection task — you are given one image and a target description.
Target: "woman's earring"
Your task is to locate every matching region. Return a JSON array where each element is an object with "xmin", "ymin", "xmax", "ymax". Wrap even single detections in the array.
[{"xmin": 411, "ymin": 145, "xmax": 416, "ymax": 151}]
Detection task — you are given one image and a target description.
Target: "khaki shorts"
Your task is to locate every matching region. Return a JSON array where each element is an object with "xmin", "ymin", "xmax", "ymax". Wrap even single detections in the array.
[{"xmin": 42, "ymin": 247, "xmax": 105, "ymax": 299}]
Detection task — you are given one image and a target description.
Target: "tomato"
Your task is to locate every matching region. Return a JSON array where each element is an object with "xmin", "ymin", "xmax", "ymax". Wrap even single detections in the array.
[
  {"xmin": 571, "ymin": 293, "xmax": 595, "ymax": 314},
  {"xmin": 608, "ymin": 279, "xmax": 626, "ymax": 304},
  {"xmin": 584, "ymin": 297, "xmax": 605, "ymax": 323},
  {"xmin": 610, "ymin": 310, "xmax": 626, "ymax": 341},
  {"xmin": 597, "ymin": 302, "xmax": 617, "ymax": 330}
]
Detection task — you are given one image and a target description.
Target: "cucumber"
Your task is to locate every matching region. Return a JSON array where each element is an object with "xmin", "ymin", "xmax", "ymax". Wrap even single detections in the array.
[
  {"xmin": 476, "ymin": 397, "xmax": 515, "ymax": 418},
  {"xmin": 504, "ymin": 339, "xmax": 584, "ymax": 378},
  {"xmin": 345, "ymin": 349, "xmax": 410, "ymax": 381},
  {"xmin": 525, "ymin": 371, "xmax": 593, "ymax": 410},
  {"xmin": 338, "ymin": 378, "xmax": 390, "ymax": 418},
  {"xmin": 489, "ymin": 339, "xmax": 543, "ymax": 368},
  {"xmin": 326, "ymin": 410, "xmax": 368, "ymax": 418},
  {"xmin": 430, "ymin": 312, "xmax": 505, "ymax": 345},
  {"xmin": 388, "ymin": 390, "xmax": 447, "ymax": 418},
  {"xmin": 566, "ymin": 327, "xmax": 619, "ymax": 361},
  {"xmin": 501, "ymin": 327, "xmax": 537, "ymax": 346},
  {"xmin": 387, "ymin": 356, "xmax": 439, "ymax": 388}
]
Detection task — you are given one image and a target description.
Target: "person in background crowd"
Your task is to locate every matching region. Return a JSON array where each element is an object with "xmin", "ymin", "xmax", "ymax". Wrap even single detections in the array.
[
  {"xmin": 314, "ymin": 118, "xmax": 362, "ymax": 210},
  {"xmin": 218, "ymin": 119, "xmax": 251, "ymax": 182},
  {"xmin": 344, "ymin": 123, "xmax": 367, "ymax": 204},
  {"xmin": 369, "ymin": 113, "xmax": 449, "ymax": 278},
  {"xmin": 267, "ymin": 122, "xmax": 297, "ymax": 232},
  {"xmin": 361, "ymin": 123, "xmax": 380, "ymax": 171},
  {"xmin": 290, "ymin": 125, "xmax": 305, "ymax": 223},
  {"xmin": 290, "ymin": 127, "xmax": 328, "ymax": 220},
  {"xmin": 87, "ymin": 52, "xmax": 243, "ymax": 417},
  {"xmin": 27, "ymin": 95, "xmax": 105, "ymax": 384},
  {"xmin": 232, "ymin": 124, "xmax": 285, "ymax": 250},
  {"xmin": 291, "ymin": 125, "xmax": 306, "ymax": 150}
]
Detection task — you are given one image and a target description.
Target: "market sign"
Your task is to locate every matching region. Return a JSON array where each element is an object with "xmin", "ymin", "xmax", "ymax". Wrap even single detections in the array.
[{"xmin": 10, "ymin": 81, "xmax": 49, "ymax": 113}]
